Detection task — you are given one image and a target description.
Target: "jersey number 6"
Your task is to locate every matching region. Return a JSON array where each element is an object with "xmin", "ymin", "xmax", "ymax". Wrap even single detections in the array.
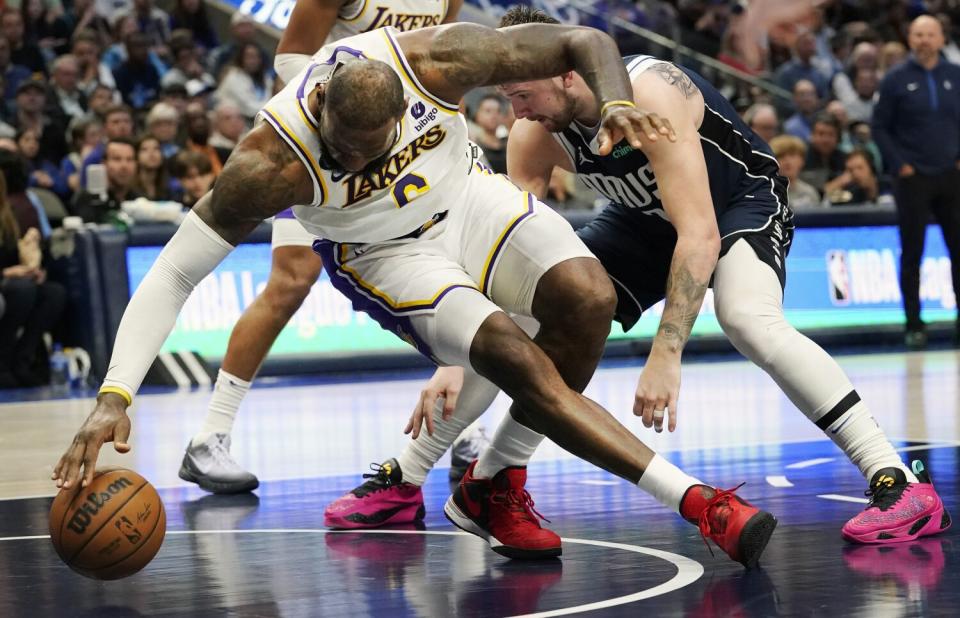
[{"xmin": 392, "ymin": 173, "xmax": 431, "ymax": 208}]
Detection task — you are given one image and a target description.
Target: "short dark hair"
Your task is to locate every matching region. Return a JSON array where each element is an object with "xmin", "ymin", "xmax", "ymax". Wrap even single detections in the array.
[
  {"xmin": 104, "ymin": 104, "xmax": 134, "ymax": 121},
  {"xmin": 325, "ymin": 60, "xmax": 405, "ymax": 130},
  {"xmin": 499, "ymin": 5, "xmax": 559, "ymax": 27},
  {"xmin": 846, "ymin": 146, "xmax": 877, "ymax": 175},
  {"xmin": 170, "ymin": 150, "xmax": 213, "ymax": 178},
  {"xmin": 105, "ymin": 136, "xmax": 136, "ymax": 157},
  {"xmin": 813, "ymin": 112, "xmax": 841, "ymax": 135}
]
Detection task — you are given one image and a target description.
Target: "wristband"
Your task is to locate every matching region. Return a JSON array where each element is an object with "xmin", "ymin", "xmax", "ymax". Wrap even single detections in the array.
[
  {"xmin": 99, "ymin": 386, "xmax": 132, "ymax": 406},
  {"xmin": 600, "ymin": 100, "xmax": 636, "ymax": 117}
]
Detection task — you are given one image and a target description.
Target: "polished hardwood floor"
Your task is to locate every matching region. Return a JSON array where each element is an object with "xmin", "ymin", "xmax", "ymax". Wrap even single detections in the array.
[{"xmin": 0, "ymin": 349, "xmax": 957, "ymax": 616}]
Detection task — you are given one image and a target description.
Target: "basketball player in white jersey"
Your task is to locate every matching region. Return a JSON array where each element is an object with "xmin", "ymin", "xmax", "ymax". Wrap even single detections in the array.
[
  {"xmin": 179, "ymin": 0, "xmax": 463, "ymax": 494},
  {"xmin": 53, "ymin": 22, "xmax": 777, "ymax": 568}
]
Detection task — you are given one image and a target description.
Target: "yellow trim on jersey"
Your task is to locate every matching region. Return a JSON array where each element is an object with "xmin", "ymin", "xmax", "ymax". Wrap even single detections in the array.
[
  {"xmin": 381, "ymin": 29, "xmax": 460, "ymax": 114},
  {"xmin": 338, "ymin": 244, "xmax": 478, "ymax": 308},
  {"xmin": 99, "ymin": 386, "xmax": 133, "ymax": 406},
  {"xmin": 263, "ymin": 106, "xmax": 329, "ymax": 206},
  {"xmin": 341, "ymin": 0, "xmax": 369, "ymax": 22},
  {"xmin": 478, "ymin": 191, "xmax": 533, "ymax": 294},
  {"xmin": 441, "ymin": 0, "xmax": 450, "ymax": 21}
]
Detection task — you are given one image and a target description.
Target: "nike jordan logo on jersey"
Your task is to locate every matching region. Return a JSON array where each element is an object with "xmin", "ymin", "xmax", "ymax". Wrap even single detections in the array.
[
  {"xmin": 363, "ymin": 7, "xmax": 442, "ymax": 32},
  {"xmin": 343, "ymin": 125, "xmax": 447, "ymax": 205}
]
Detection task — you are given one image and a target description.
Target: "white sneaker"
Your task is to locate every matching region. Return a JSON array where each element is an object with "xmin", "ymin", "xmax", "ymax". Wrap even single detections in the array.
[
  {"xmin": 179, "ymin": 433, "xmax": 259, "ymax": 494},
  {"xmin": 450, "ymin": 426, "xmax": 490, "ymax": 481}
]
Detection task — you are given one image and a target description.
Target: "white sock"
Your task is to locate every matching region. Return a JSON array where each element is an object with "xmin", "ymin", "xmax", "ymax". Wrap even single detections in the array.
[
  {"xmin": 474, "ymin": 412, "xmax": 545, "ymax": 479},
  {"xmin": 397, "ymin": 370, "xmax": 499, "ymax": 486},
  {"xmin": 814, "ymin": 392, "xmax": 918, "ymax": 483},
  {"xmin": 636, "ymin": 454, "xmax": 703, "ymax": 514},
  {"xmin": 192, "ymin": 369, "xmax": 250, "ymax": 447}
]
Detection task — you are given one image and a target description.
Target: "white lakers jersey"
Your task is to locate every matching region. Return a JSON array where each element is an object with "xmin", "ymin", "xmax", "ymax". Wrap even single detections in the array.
[
  {"xmin": 257, "ymin": 27, "xmax": 474, "ymax": 244},
  {"xmin": 329, "ymin": 0, "xmax": 448, "ymax": 41}
]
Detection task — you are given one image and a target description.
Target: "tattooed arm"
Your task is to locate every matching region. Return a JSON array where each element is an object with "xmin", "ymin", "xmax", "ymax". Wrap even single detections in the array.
[
  {"xmin": 630, "ymin": 62, "xmax": 721, "ymax": 433},
  {"xmin": 397, "ymin": 23, "xmax": 674, "ymax": 153}
]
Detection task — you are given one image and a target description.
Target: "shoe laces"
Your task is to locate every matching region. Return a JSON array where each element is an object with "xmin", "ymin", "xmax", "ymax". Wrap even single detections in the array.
[
  {"xmin": 491, "ymin": 488, "xmax": 551, "ymax": 524},
  {"xmin": 864, "ymin": 478, "xmax": 908, "ymax": 511},
  {"xmin": 357, "ymin": 462, "xmax": 396, "ymax": 495},
  {"xmin": 696, "ymin": 483, "xmax": 745, "ymax": 558},
  {"xmin": 209, "ymin": 437, "xmax": 242, "ymax": 471}
]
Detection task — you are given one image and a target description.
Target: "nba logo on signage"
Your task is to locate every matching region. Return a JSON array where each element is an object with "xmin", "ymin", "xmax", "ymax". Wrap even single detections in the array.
[{"xmin": 826, "ymin": 250, "xmax": 851, "ymax": 306}]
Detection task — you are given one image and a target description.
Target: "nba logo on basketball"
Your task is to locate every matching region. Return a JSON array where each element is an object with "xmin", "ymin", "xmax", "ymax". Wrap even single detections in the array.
[{"xmin": 826, "ymin": 250, "xmax": 851, "ymax": 305}]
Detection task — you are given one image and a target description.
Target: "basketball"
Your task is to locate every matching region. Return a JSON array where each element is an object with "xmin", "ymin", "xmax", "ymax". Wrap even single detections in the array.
[{"xmin": 49, "ymin": 468, "xmax": 166, "ymax": 580}]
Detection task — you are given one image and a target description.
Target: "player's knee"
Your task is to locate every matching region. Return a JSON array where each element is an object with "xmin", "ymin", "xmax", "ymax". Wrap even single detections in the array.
[
  {"xmin": 536, "ymin": 259, "xmax": 616, "ymax": 332},
  {"xmin": 263, "ymin": 270, "xmax": 315, "ymax": 316},
  {"xmin": 716, "ymin": 301, "xmax": 790, "ymax": 363}
]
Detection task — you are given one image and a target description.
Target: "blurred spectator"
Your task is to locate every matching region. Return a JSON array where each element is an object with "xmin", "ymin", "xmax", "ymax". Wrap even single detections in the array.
[
  {"xmin": 0, "ymin": 168, "xmax": 65, "ymax": 388},
  {"xmin": 938, "ymin": 13, "xmax": 960, "ymax": 63},
  {"xmin": 1, "ymin": 8, "xmax": 46, "ymax": 74},
  {"xmin": 16, "ymin": 127, "xmax": 66, "ymax": 197},
  {"xmin": 848, "ymin": 120, "xmax": 883, "ymax": 174},
  {"xmin": 832, "ymin": 41, "xmax": 877, "ymax": 101},
  {"xmin": 208, "ymin": 101, "xmax": 245, "ymax": 153},
  {"xmin": 21, "ymin": 0, "xmax": 71, "ymax": 57},
  {"xmin": 72, "ymin": 136, "xmax": 141, "ymax": 222},
  {"xmin": 468, "ymin": 93, "xmax": 508, "ymax": 174},
  {"xmin": 183, "ymin": 101, "xmax": 227, "ymax": 175},
  {"xmin": 13, "ymin": 78, "xmax": 68, "ymax": 163},
  {"xmin": 144, "ymin": 101, "xmax": 180, "ymax": 158},
  {"xmin": 770, "ymin": 134, "xmax": 821, "ymax": 208},
  {"xmin": 825, "ymin": 147, "xmax": 892, "ymax": 205},
  {"xmin": 214, "ymin": 42, "xmax": 274, "ymax": 122},
  {"xmin": 824, "ymin": 99, "xmax": 853, "ymax": 151},
  {"xmin": 159, "ymin": 82, "xmax": 188, "ymax": 114},
  {"xmin": 775, "ymin": 30, "xmax": 831, "ymax": 99},
  {"xmin": 841, "ymin": 65, "xmax": 878, "ymax": 123},
  {"xmin": 49, "ymin": 54, "xmax": 87, "ymax": 121},
  {"xmin": 86, "ymin": 83, "xmax": 116, "ymax": 118},
  {"xmin": 67, "ymin": 0, "xmax": 113, "ymax": 49},
  {"xmin": 814, "ymin": 30, "xmax": 851, "ymax": 82},
  {"xmin": 879, "ymin": 40, "xmax": 908, "ymax": 76},
  {"xmin": 170, "ymin": 148, "xmax": 212, "ymax": 208},
  {"xmin": 743, "ymin": 102, "xmax": 779, "ymax": 144},
  {"xmin": 873, "ymin": 15, "xmax": 960, "ymax": 347},
  {"xmin": 102, "ymin": 14, "xmax": 137, "ymax": 71},
  {"xmin": 208, "ymin": 12, "xmax": 259, "ymax": 79},
  {"xmin": 133, "ymin": 133, "xmax": 175, "ymax": 200},
  {"xmin": 676, "ymin": 0, "xmax": 726, "ymax": 59},
  {"xmin": 0, "ymin": 35, "xmax": 30, "ymax": 100},
  {"xmin": 80, "ymin": 103, "xmax": 133, "ymax": 185},
  {"xmin": 161, "ymin": 30, "xmax": 214, "ymax": 91},
  {"xmin": 60, "ymin": 116, "xmax": 103, "ymax": 194},
  {"xmin": 72, "ymin": 28, "xmax": 116, "ymax": 95},
  {"xmin": 117, "ymin": 0, "xmax": 170, "ymax": 51},
  {"xmin": 170, "ymin": 0, "xmax": 217, "ymax": 52},
  {"xmin": 784, "ymin": 79, "xmax": 820, "ymax": 141},
  {"xmin": 800, "ymin": 112, "xmax": 845, "ymax": 192},
  {"xmin": 113, "ymin": 31, "xmax": 161, "ymax": 109},
  {"xmin": 872, "ymin": 0, "xmax": 911, "ymax": 46}
]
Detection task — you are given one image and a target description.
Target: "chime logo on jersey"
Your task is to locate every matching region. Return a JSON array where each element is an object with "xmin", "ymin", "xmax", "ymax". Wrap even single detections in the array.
[
  {"xmin": 363, "ymin": 7, "xmax": 442, "ymax": 32},
  {"xmin": 343, "ymin": 125, "xmax": 447, "ymax": 205}
]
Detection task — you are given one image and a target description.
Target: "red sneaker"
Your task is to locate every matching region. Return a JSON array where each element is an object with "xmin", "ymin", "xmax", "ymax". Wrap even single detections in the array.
[
  {"xmin": 444, "ymin": 461, "xmax": 561, "ymax": 559},
  {"xmin": 681, "ymin": 484, "xmax": 777, "ymax": 569}
]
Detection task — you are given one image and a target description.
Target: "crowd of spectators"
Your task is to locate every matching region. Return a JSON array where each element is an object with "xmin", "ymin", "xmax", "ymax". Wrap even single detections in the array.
[{"xmin": 0, "ymin": 0, "xmax": 265, "ymax": 388}]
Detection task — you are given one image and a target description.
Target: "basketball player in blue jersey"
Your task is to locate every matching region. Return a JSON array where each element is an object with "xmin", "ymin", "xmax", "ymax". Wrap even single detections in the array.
[
  {"xmin": 326, "ymin": 5, "xmax": 950, "ymax": 557},
  {"xmin": 53, "ymin": 20, "xmax": 778, "ymax": 569},
  {"xmin": 178, "ymin": 0, "xmax": 464, "ymax": 494}
]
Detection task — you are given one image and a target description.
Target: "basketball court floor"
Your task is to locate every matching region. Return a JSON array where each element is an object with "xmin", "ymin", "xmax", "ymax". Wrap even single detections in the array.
[{"xmin": 0, "ymin": 348, "xmax": 957, "ymax": 616}]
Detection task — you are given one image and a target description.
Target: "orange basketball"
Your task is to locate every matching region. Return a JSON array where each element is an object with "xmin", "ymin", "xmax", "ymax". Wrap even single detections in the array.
[{"xmin": 49, "ymin": 467, "xmax": 166, "ymax": 580}]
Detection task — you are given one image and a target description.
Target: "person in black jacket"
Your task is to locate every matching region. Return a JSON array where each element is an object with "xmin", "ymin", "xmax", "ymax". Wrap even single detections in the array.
[{"xmin": 873, "ymin": 15, "xmax": 960, "ymax": 348}]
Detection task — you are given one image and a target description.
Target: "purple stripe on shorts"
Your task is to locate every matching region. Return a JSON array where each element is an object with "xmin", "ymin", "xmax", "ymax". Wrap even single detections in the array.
[
  {"xmin": 313, "ymin": 239, "xmax": 452, "ymax": 362},
  {"xmin": 275, "ymin": 208, "xmax": 297, "ymax": 219},
  {"xmin": 480, "ymin": 193, "xmax": 536, "ymax": 293}
]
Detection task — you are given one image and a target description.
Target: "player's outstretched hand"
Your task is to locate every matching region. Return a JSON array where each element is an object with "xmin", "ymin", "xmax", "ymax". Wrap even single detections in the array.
[
  {"xmin": 405, "ymin": 365, "xmax": 465, "ymax": 439},
  {"xmin": 52, "ymin": 392, "xmax": 131, "ymax": 490},
  {"xmin": 633, "ymin": 354, "xmax": 680, "ymax": 433},
  {"xmin": 598, "ymin": 105, "xmax": 677, "ymax": 155}
]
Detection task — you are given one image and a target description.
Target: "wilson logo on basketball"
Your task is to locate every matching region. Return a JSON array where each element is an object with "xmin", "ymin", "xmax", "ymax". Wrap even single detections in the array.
[{"xmin": 65, "ymin": 476, "xmax": 135, "ymax": 535}]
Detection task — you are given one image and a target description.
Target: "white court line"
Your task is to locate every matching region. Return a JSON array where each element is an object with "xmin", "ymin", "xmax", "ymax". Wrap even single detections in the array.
[
  {"xmin": 765, "ymin": 475, "xmax": 794, "ymax": 488},
  {"xmin": 0, "ymin": 528, "xmax": 704, "ymax": 617},
  {"xmin": 786, "ymin": 457, "xmax": 835, "ymax": 470},
  {"xmin": 818, "ymin": 494, "xmax": 869, "ymax": 504}
]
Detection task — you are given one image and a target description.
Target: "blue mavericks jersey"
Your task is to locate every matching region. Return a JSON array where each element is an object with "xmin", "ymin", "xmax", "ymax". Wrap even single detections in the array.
[{"xmin": 552, "ymin": 55, "xmax": 791, "ymax": 241}]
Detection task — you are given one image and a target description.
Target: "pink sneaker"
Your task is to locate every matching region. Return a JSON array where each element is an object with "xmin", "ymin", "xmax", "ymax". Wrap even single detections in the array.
[
  {"xmin": 841, "ymin": 460, "xmax": 951, "ymax": 544},
  {"xmin": 324, "ymin": 458, "xmax": 425, "ymax": 529}
]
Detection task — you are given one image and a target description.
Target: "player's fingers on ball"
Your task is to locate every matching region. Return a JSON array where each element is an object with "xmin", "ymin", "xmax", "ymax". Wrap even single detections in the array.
[{"xmin": 81, "ymin": 448, "xmax": 99, "ymax": 487}]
